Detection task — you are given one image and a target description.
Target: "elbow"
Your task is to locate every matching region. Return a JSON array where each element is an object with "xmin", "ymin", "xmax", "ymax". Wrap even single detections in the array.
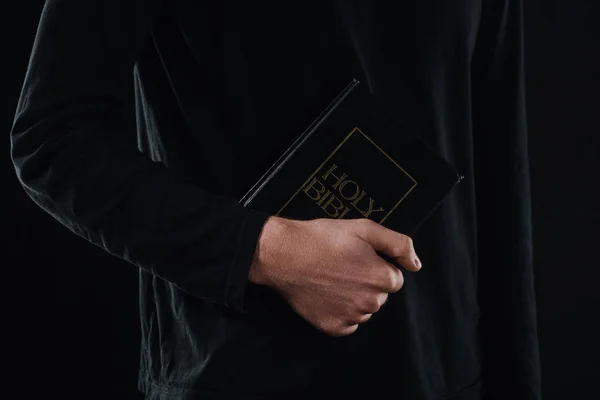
[{"xmin": 10, "ymin": 113, "xmax": 63, "ymax": 206}]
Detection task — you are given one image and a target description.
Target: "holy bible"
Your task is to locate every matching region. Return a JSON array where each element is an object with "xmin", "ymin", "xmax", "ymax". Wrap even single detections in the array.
[{"xmin": 240, "ymin": 79, "xmax": 464, "ymax": 237}]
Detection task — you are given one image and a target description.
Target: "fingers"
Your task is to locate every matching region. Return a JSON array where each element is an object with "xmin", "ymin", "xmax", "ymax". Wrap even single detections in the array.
[
  {"xmin": 355, "ymin": 292, "xmax": 389, "ymax": 313},
  {"xmin": 346, "ymin": 293, "xmax": 387, "ymax": 325},
  {"xmin": 347, "ymin": 313, "xmax": 373, "ymax": 325},
  {"xmin": 356, "ymin": 219, "xmax": 422, "ymax": 272},
  {"xmin": 323, "ymin": 291, "xmax": 391, "ymax": 337},
  {"xmin": 330, "ymin": 324, "xmax": 359, "ymax": 337},
  {"xmin": 363, "ymin": 258, "xmax": 404, "ymax": 293}
]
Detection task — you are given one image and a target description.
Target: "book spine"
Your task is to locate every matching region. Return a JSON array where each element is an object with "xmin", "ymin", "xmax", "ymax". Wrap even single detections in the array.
[{"xmin": 240, "ymin": 78, "xmax": 361, "ymax": 206}]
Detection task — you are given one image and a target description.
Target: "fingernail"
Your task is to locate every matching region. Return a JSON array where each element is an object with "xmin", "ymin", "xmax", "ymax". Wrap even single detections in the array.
[{"xmin": 414, "ymin": 257, "xmax": 422, "ymax": 269}]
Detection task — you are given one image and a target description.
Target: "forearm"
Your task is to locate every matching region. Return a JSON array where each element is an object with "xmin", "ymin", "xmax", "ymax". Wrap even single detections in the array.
[{"xmin": 10, "ymin": 0, "xmax": 271, "ymax": 312}]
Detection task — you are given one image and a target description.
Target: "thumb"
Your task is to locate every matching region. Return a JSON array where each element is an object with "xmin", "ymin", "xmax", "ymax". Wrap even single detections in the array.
[{"xmin": 357, "ymin": 219, "xmax": 422, "ymax": 272}]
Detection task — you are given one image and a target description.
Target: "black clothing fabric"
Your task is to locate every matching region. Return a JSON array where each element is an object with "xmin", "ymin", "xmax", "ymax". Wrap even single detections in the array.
[{"xmin": 11, "ymin": 1, "xmax": 541, "ymax": 399}]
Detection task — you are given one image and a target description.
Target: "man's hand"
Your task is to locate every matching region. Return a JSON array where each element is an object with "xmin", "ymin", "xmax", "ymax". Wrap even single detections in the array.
[{"xmin": 248, "ymin": 216, "xmax": 422, "ymax": 337}]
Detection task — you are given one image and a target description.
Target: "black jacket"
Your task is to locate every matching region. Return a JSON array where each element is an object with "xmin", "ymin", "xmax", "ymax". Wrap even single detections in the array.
[{"xmin": 11, "ymin": 1, "xmax": 541, "ymax": 399}]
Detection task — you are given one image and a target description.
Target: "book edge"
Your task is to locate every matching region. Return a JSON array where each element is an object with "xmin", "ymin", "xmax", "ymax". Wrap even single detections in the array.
[
  {"xmin": 239, "ymin": 78, "xmax": 360, "ymax": 206},
  {"xmin": 405, "ymin": 172, "xmax": 464, "ymax": 236}
]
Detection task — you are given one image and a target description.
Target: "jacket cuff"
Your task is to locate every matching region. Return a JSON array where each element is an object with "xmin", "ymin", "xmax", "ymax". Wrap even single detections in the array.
[{"xmin": 224, "ymin": 208, "xmax": 272, "ymax": 313}]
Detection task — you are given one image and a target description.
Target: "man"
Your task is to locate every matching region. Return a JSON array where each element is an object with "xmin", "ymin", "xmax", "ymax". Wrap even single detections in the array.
[{"xmin": 11, "ymin": 0, "xmax": 541, "ymax": 399}]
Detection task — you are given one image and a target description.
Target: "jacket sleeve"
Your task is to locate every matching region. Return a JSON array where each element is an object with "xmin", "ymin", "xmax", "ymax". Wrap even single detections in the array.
[
  {"xmin": 471, "ymin": 0, "xmax": 542, "ymax": 398},
  {"xmin": 9, "ymin": 0, "xmax": 271, "ymax": 313}
]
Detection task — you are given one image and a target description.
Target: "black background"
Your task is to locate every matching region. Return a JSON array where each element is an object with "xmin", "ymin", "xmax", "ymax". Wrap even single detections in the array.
[{"xmin": 4, "ymin": 1, "xmax": 599, "ymax": 398}]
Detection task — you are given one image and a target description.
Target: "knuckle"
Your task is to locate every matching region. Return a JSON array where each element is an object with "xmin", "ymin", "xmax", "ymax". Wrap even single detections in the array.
[
  {"xmin": 388, "ymin": 266, "xmax": 399, "ymax": 283},
  {"xmin": 363, "ymin": 297, "xmax": 381, "ymax": 313},
  {"xmin": 383, "ymin": 267, "xmax": 400, "ymax": 291},
  {"xmin": 378, "ymin": 293, "xmax": 389, "ymax": 307},
  {"xmin": 370, "ymin": 269, "xmax": 391, "ymax": 291},
  {"xmin": 389, "ymin": 270, "xmax": 404, "ymax": 292},
  {"xmin": 320, "ymin": 317, "xmax": 348, "ymax": 337},
  {"xmin": 342, "ymin": 325, "xmax": 359, "ymax": 336},
  {"xmin": 396, "ymin": 271, "xmax": 405, "ymax": 291},
  {"xmin": 357, "ymin": 313, "xmax": 373, "ymax": 324},
  {"xmin": 346, "ymin": 314, "xmax": 364, "ymax": 325}
]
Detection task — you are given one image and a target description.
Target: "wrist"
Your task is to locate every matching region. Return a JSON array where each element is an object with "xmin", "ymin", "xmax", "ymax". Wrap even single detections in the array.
[{"xmin": 248, "ymin": 216, "xmax": 298, "ymax": 287}]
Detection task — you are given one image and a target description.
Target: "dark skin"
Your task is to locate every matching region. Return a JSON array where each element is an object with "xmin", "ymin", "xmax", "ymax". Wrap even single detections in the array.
[{"xmin": 248, "ymin": 216, "xmax": 422, "ymax": 337}]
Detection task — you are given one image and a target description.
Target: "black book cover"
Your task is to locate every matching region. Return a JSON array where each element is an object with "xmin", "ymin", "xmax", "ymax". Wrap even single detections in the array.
[{"xmin": 240, "ymin": 79, "xmax": 464, "ymax": 237}]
